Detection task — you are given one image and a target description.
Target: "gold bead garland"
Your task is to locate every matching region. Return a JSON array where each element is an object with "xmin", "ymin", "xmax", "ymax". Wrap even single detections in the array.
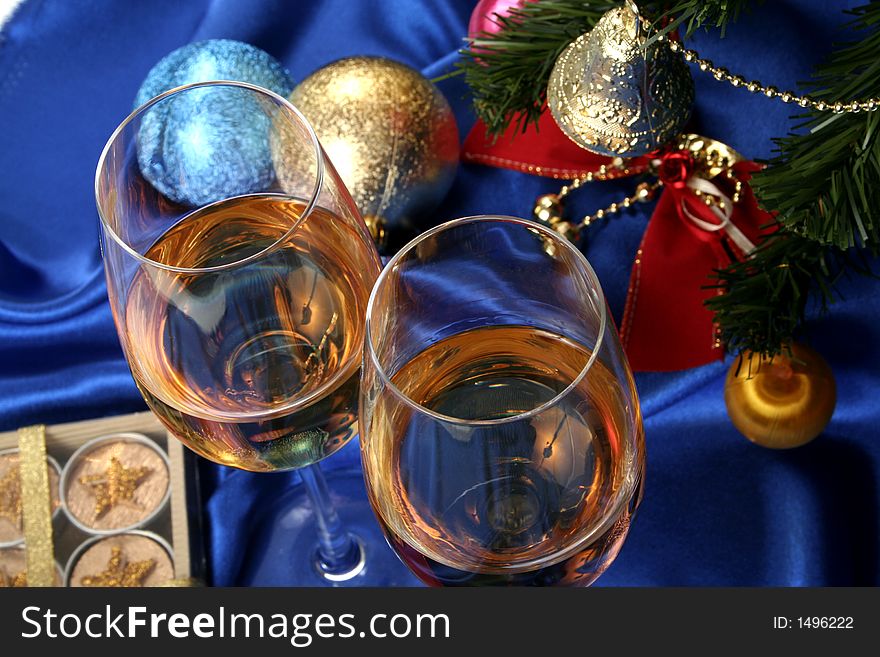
[
  {"xmin": 663, "ymin": 37, "xmax": 879, "ymax": 114},
  {"xmin": 533, "ymin": 134, "xmax": 742, "ymax": 241}
]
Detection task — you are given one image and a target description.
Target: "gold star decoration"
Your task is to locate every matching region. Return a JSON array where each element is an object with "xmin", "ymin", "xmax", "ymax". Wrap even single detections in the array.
[
  {"xmin": 0, "ymin": 566, "xmax": 27, "ymax": 587},
  {"xmin": 79, "ymin": 456, "xmax": 151, "ymax": 518},
  {"xmin": 80, "ymin": 547, "xmax": 155, "ymax": 587},
  {"xmin": 0, "ymin": 466, "xmax": 22, "ymax": 529}
]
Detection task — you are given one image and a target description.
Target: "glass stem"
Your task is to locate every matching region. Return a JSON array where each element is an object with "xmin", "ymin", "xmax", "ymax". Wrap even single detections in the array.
[{"xmin": 299, "ymin": 463, "xmax": 364, "ymax": 579}]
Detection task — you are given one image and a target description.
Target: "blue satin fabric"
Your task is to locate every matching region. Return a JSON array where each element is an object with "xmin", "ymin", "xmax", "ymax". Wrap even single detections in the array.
[{"xmin": 0, "ymin": 0, "xmax": 877, "ymax": 586}]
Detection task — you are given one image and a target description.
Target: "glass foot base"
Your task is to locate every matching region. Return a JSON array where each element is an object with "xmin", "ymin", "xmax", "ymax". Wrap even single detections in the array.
[{"xmin": 238, "ymin": 467, "xmax": 423, "ymax": 587}]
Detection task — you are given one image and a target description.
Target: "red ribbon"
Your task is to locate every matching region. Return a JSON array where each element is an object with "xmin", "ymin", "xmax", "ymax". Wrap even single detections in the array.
[
  {"xmin": 463, "ymin": 118, "xmax": 774, "ymax": 371},
  {"xmin": 463, "ymin": 111, "xmax": 652, "ymax": 178}
]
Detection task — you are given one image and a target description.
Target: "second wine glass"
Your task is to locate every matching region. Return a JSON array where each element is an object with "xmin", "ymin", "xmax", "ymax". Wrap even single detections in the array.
[{"xmin": 360, "ymin": 216, "xmax": 645, "ymax": 586}]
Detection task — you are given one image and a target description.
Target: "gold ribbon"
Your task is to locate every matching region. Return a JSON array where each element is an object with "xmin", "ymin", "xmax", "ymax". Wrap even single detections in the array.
[
  {"xmin": 158, "ymin": 577, "xmax": 200, "ymax": 587},
  {"xmin": 17, "ymin": 425, "xmax": 55, "ymax": 587}
]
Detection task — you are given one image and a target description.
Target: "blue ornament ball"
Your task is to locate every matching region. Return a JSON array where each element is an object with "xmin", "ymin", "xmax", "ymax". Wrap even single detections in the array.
[{"xmin": 134, "ymin": 39, "xmax": 294, "ymax": 206}]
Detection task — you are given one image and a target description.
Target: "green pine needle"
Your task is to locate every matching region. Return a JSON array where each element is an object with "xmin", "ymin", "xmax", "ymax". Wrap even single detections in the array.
[
  {"xmin": 652, "ymin": 0, "xmax": 753, "ymax": 40},
  {"xmin": 706, "ymin": 233, "xmax": 844, "ymax": 358},
  {"xmin": 751, "ymin": 3, "xmax": 880, "ymax": 252},
  {"xmin": 458, "ymin": 0, "xmax": 616, "ymax": 137},
  {"xmin": 712, "ymin": 1, "xmax": 880, "ymax": 355}
]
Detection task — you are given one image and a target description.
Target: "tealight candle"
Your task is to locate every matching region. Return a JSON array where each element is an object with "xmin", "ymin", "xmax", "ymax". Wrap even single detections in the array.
[
  {"xmin": 0, "ymin": 546, "xmax": 63, "ymax": 586},
  {"xmin": 61, "ymin": 433, "xmax": 170, "ymax": 533},
  {"xmin": 0, "ymin": 448, "xmax": 62, "ymax": 547},
  {"xmin": 66, "ymin": 531, "xmax": 174, "ymax": 587}
]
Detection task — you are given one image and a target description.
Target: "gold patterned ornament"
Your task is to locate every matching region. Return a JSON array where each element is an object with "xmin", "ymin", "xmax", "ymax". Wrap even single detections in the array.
[
  {"xmin": 276, "ymin": 57, "xmax": 459, "ymax": 248},
  {"xmin": 724, "ymin": 343, "xmax": 837, "ymax": 449},
  {"xmin": 547, "ymin": 0, "xmax": 693, "ymax": 158},
  {"xmin": 79, "ymin": 456, "xmax": 151, "ymax": 518},
  {"xmin": 0, "ymin": 466, "xmax": 22, "ymax": 529},
  {"xmin": 80, "ymin": 547, "xmax": 155, "ymax": 587}
]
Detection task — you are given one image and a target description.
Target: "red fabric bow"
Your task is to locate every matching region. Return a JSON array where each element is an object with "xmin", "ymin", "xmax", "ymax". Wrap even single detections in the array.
[
  {"xmin": 657, "ymin": 150, "xmax": 694, "ymax": 189},
  {"xmin": 462, "ymin": 115, "xmax": 774, "ymax": 371}
]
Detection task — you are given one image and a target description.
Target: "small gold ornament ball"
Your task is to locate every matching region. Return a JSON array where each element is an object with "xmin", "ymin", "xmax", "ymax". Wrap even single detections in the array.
[
  {"xmin": 532, "ymin": 193, "xmax": 578, "ymax": 242},
  {"xmin": 724, "ymin": 343, "xmax": 837, "ymax": 449},
  {"xmin": 279, "ymin": 57, "xmax": 459, "ymax": 236},
  {"xmin": 533, "ymin": 193, "xmax": 563, "ymax": 225},
  {"xmin": 550, "ymin": 220, "xmax": 579, "ymax": 243}
]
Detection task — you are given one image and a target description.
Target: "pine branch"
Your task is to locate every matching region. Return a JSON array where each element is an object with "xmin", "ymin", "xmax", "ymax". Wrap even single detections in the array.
[
  {"xmin": 459, "ymin": 0, "xmax": 750, "ymax": 136},
  {"xmin": 705, "ymin": 232, "xmax": 844, "ymax": 357},
  {"xmin": 459, "ymin": 0, "xmax": 615, "ymax": 137},
  {"xmin": 651, "ymin": 0, "xmax": 753, "ymax": 40},
  {"xmin": 712, "ymin": 2, "xmax": 880, "ymax": 356},
  {"xmin": 750, "ymin": 2, "xmax": 880, "ymax": 251}
]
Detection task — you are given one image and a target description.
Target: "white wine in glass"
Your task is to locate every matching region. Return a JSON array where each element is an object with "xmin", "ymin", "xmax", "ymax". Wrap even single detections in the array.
[
  {"xmin": 97, "ymin": 81, "xmax": 419, "ymax": 586},
  {"xmin": 123, "ymin": 195, "xmax": 368, "ymax": 472},
  {"xmin": 361, "ymin": 216, "xmax": 645, "ymax": 586}
]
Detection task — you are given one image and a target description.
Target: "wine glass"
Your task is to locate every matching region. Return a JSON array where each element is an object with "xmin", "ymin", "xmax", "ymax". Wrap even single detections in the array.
[
  {"xmin": 96, "ymin": 80, "xmax": 419, "ymax": 586},
  {"xmin": 360, "ymin": 216, "xmax": 645, "ymax": 586}
]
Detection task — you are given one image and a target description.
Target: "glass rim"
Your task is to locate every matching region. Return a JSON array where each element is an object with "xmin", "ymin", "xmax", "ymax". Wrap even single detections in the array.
[
  {"xmin": 364, "ymin": 214, "xmax": 608, "ymax": 428},
  {"xmin": 94, "ymin": 79, "xmax": 325, "ymax": 275}
]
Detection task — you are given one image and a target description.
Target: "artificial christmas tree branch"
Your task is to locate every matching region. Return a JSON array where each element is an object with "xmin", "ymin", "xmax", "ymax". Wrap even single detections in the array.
[
  {"xmin": 649, "ymin": 0, "xmax": 753, "ymax": 40},
  {"xmin": 751, "ymin": 2, "xmax": 880, "ymax": 251},
  {"xmin": 706, "ymin": 233, "xmax": 846, "ymax": 358},
  {"xmin": 460, "ymin": 1, "xmax": 616, "ymax": 136},
  {"xmin": 713, "ymin": 1, "xmax": 880, "ymax": 356}
]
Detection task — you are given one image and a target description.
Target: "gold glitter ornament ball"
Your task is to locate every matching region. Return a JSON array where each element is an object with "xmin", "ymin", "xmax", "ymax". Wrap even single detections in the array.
[
  {"xmin": 547, "ymin": 2, "xmax": 693, "ymax": 158},
  {"xmin": 724, "ymin": 343, "xmax": 837, "ymax": 449},
  {"xmin": 278, "ymin": 57, "xmax": 459, "ymax": 239}
]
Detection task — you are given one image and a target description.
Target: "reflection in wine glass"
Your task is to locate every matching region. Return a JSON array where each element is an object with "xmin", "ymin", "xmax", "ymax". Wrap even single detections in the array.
[
  {"xmin": 96, "ymin": 81, "xmax": 418, "ymax": 586},
  {"xmin": 360, "ymin": 216, "xmax": 645, "ymax": 586}
]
